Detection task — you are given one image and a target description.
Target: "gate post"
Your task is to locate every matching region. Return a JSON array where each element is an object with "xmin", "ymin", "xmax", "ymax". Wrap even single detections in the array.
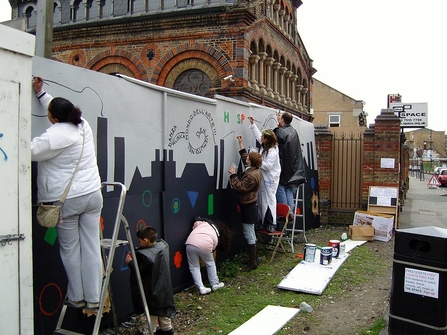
[
  {"xmin": 314, "ymin": 125, "xmax": 333, "ymax": 225},
  {"xmin": 362, "ymin": 109, "xmax": 401, "ymax": 209}
]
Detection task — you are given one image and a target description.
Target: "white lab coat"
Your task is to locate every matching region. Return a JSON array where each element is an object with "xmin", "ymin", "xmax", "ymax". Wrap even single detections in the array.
[{"xmin": 249, "ymin": 124, "xmax": 281, "ymax": 226}]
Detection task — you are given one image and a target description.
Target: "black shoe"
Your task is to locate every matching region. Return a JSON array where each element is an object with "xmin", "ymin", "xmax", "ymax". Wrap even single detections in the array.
[
  {"xmin": 255, "ymin": 223, "xmax": 264, "ymax": 230},
  {"xmin": 295, "ymin": 177, "xmax": 306, "ymax": 186},
  {"xmin": 267, "ymin": 225, "xmax": 276, "ymax": 233}
]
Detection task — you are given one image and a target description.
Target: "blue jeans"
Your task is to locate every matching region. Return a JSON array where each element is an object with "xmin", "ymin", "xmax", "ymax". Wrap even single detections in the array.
[{"xmin": 276, "ymin": 184, "xmax": 297, "ymax": 214}]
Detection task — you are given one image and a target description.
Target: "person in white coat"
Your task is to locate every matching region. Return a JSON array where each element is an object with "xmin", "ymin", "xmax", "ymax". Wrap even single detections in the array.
[
  {"xmin": 32, "ymin": 76, "xmax": 103, "ymax": 310},
  {"xmin": 247, "ymin": 116, "xmax": 281, "ymax": 233}
]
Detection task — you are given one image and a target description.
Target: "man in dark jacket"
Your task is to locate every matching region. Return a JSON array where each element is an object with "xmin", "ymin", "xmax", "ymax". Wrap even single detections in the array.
[{"xmin": 273, "ymin": 112, "xmax": 306, "ymax": 220}]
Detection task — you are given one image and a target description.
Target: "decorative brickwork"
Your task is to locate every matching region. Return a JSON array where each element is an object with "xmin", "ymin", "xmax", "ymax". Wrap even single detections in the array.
[
  {"xmin": 87, "ymin": 49, "xmax": 148, "ymax": 81},
  {"xmin": 154, "ymin": 44, "xmax": 231, "ymax": 88},
  {"xmin": 314, "ymin": 125, "xmax": 332, "ymax": 225},
  {"xmin": 12, "ymin": 0, "xmax": 313, "ymax": 120},
  {"xmin": 68, "ymin": 49, "xmax": 87, "ymax": 68}
]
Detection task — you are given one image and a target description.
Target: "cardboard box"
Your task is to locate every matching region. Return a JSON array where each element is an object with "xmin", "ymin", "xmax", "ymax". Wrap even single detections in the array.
[
  {"xmin": 349, "ymin": 225, "xmax": 375, "ymax": 241},
  {"xmin": 353, "ymin": 210, "xmax": 394, "ymax": 242}
]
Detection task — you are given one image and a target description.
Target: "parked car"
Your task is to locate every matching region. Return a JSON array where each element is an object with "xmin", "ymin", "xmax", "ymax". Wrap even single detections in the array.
[
  {"xmin": 437, "ymin": 168, "xmax": 447, "ymax": 186},
  {"xmin": 434, "ymin": 166, "xmax": 445, "ymax": 175}
]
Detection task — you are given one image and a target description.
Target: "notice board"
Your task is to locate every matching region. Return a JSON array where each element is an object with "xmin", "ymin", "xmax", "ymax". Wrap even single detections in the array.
[{"xmin": 367, "ymin": 186, "xmax": 399, "ymax": 228}]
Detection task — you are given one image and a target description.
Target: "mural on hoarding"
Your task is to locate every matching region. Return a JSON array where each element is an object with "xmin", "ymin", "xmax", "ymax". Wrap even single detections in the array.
[{"xmin": 32, "ymin": 56, "xmax": 319, "ymax": 334}]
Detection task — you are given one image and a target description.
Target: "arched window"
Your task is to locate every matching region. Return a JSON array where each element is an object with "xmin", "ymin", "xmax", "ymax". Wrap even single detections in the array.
[
  {"xmin": 24, "ymin": 5, "xmax": 37, "ymax": 29},
  {"xmin": 71, "ymin": 0, "xmax": 84, "ymax": 22},
  {"xmin": 173, "ymin": 69, "xmax": 212, "ymax": 97},
  {"xmin": 86, "ymin": 0, "xmax": 97, "ymax": 20},
  {"xmin": 53, "ymin": 1, "xmax": 62, "ymax": 25}
]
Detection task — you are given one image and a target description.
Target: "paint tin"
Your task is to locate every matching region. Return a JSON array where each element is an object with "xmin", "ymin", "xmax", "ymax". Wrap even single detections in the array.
[
  {"xmin": 329, "ymin": 239, "xmax": 341, "ymax": 258},
  {"xmin": 303, "ymin": 243, "xmax": 317, "ymax": 262},
  {"xmin": 320, "ymin": 247, "xmax": 333, "ymax": 265}
]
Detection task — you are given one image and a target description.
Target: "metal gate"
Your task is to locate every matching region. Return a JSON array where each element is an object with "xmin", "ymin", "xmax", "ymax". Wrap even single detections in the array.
[{"xmin": 331, "ymin": 132, "xmax": 363, "ymax": 209}]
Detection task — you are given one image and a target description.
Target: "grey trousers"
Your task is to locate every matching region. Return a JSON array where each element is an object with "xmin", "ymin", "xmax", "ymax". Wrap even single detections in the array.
[
  {"xmin": 57, "ymin": 189, "xmax": 103, "ymax": 303},
  {"xmin": 186, "ymin": 244, "xmax": 220, "ymax": 289}
]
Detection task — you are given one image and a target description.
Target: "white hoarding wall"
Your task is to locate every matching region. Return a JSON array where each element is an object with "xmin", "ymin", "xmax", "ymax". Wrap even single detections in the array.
[
  {"xmin": 32, "ymin": 56, "xmax": 320, "ymax": 333},
  {"xmin": 390, "ymin": 102, "xmax": 428, "ymax": 128},
  {"xmin": 0, "ymin": 24, "xmax": 34, "ymax": 335}
]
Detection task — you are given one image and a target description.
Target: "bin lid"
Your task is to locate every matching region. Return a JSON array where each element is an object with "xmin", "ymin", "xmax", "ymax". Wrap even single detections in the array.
[{"xmin": 396, "ymin": 226, "xmax": 447, "ymax": 238}]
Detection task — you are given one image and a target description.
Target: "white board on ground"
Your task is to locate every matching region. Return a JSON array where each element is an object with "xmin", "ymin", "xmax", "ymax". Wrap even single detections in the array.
[
  {"xmin": 229, "ymin": 305, "xmax": 299, "ymax": 335},
  {"xmin": 343, "ymin": 239, "xmax": 367, "ymax": 252},
  {"xmin": 277, "ymin": 240, "xmax": 366, "ymax": 295}
]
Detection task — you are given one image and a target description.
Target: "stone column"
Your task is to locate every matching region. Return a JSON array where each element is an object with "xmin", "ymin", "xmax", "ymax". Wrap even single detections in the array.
[
  {"xmin": 296, "ymin": 84, "xmax": 303, "ymax": 108},
  {"xmin": 249, "ymin": 54, "xmax": 260, "ymax": 90},
  {"xmin": 296, "ymin": 84, "xmax": 303, "ymax": 112},
  {"xmin": 265, "ymin": 57, "xmax": 274, "ymax": 97},
  {"xmin": 258, "ymin": 52, "xmax": 267, "ymax": 94},
  {"xmin": 96, "ymin": 0, "xmax": 102, "ymax": 19},
  {"xmin": 273, "ymin": 4, "xmax": 280, "ymax": 26},
  {"xmin": 279, "ymin": 66, "xmax": 287, "ymax": 101},
  {"xmin": 283, "ymin": 14, "xmax": 290, "ymax": 35},
  {"xmin": 301, "ymin": 87, "xmax": 308, "ymax": 112},
  {"xmin": 272, "ymin": 61, "xmax": 281, "ymax": 99},
  {"xmin": 278, "ymin": 9, "xmax": 285, "ymax": 31},
  {"xmin": 266, "ymin": 0, "xmax": 273, "ymax": 18},
  {"xmin": 285, "ymin": 70, "xmax": 292, "ymax": 104},
  {"xmin": 290, "ymin": 74, "xmax": 298, "ymax": 107}
]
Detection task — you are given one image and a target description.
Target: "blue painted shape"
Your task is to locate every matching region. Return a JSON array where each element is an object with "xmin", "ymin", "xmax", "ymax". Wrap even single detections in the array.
[{"xmin": 187, "ymin": 191, "xmax": 199, "ymax": 208}]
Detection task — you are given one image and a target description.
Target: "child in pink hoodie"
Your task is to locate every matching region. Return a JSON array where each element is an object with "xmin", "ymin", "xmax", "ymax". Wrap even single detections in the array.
[{"xmin": 185, "ymin": 218, "xmax": 231, "ymax": 295}]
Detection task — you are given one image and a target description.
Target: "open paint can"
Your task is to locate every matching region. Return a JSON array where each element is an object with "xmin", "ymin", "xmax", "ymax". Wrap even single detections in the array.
[
  {"xmin": 303, "ymin": 243, "xmax": 317, "ymax": 262},
  {"xmin": 329, "ymin": 239, "xmax": 341, "ymax": 258},
  {"xmin": 320, "ymin": 247, "xmax": 333, "ymax": 265}
]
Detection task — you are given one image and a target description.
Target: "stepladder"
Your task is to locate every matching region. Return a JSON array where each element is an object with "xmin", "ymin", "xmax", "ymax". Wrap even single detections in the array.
[
  {"xmin": 54, "ymin": 182, "xmax": 152, "ymax": 335},
  {"xmin": 282, "ymin": 182, "xmax": 307, "ymax": 253}
]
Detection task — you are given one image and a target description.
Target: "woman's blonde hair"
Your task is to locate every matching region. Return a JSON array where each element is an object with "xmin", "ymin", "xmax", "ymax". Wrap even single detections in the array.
[{"xmin": 261, "ymin": 129, "xmax": 278, "ymax": 157}]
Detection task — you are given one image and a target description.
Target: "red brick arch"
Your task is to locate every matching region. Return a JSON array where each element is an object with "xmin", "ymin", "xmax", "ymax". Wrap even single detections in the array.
[
  {"xmin": 87, "ymin": 50, "xmax": 148, "ymax": 81},
  {"xmin": 154, "ymin": 43, "xmax": 232, "ymax": 87}
]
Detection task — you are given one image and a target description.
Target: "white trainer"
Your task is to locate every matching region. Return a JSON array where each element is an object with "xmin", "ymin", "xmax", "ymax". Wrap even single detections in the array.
[
  {"xmin": 212, "ymin": 282, "xmax": 225, "ymax": 291},
  {"xmin": 199, "ymin": 287, "xmax": 211, "ymax": 295}
]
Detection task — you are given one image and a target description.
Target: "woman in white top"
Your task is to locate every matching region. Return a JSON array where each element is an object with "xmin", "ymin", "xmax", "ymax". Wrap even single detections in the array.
[
  {"xmin": 32, "ymin": 76, "xmax": 103, "ymax": 310},
  {"xmin": 247, "ymin": 116, "xmax": 281, "ymax": 232}
]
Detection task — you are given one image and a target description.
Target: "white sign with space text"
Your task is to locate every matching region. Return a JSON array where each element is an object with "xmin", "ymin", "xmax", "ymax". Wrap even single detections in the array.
[{"xmin": 390, "ymin": 102, "xmax": 428, "ymax": 128}]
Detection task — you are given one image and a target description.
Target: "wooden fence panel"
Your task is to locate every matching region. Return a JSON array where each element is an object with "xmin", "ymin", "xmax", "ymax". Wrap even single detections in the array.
[{"xmin": 331, "ymin": 133, "xmax": 363, "ymax": 209}]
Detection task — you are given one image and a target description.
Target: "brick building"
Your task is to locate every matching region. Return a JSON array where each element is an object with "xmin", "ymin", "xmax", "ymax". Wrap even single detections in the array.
[
  {"xmin": 404, "ymin": 128, "xmax": 446, "ymax": 159},
  {"xmin": 311, "ymin": 78, "xmax": 367, "ymax": 128},
  {"xmin": 10, "ymin": 0, "xmax": 315, "ymax": 120}
]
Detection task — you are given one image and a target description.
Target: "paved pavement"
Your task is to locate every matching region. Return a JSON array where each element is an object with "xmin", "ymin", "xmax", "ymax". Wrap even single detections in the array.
[
  {"xmin": 399, "ymin": 174, "xmax": 447, "ymax": 229},
  {"xmin": 379, "ymin": 174, "xmax": 447, "ymax": 335}
]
